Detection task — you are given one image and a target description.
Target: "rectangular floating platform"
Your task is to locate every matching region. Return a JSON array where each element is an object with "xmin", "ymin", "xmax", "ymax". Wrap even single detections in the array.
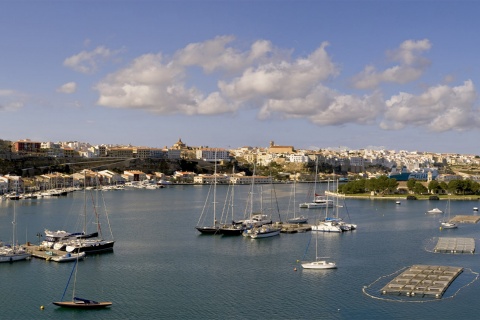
[
  {"xmin": 381, "ymin": 265, "xmax": 463, "ymax": 298},
  {"xmin": 450, "ymin": 215, "xmax": 480, "ymax": 224},
  {"xmin": 434, "ymin": 237, "xmax": 475, "ymax": 254}
]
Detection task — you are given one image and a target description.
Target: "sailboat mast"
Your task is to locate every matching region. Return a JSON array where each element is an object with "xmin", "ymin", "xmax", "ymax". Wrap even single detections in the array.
[
  {"xmin": 12, "ymin": 202, "xmax": 17, "ymax": 250},
  {"xmin": 213, "ymin": 149, "xmax": 217, "ymax": 225},
  {"xmin": 84, "ymin": 171, "xmax": 87, "ymax": 234}
]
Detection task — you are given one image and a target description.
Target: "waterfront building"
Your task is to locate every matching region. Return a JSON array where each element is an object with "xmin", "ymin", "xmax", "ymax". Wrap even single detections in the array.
[{"xmin": 123, "ymin": 170, "xmax": 147, "ymax": 182}]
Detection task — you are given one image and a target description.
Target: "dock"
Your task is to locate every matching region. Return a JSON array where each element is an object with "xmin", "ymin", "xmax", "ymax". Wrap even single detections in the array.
[
  {"xmin": 24, "ymin": 243, "xmax": 71, "ymax": 261},
  {"xmin": 280, "ymin": 223, "xmax": 312, "ymax": 233},
  {"xmin": 434, "ymin": 237, "xmax": 475, "ymax": 254},
  {"xmin": 381, "ymin": 265, "xmax": 463, "ymax": 298},
  {"xmin": 450, "ymin": 215, "xmax": 480, "ymax": 224}
]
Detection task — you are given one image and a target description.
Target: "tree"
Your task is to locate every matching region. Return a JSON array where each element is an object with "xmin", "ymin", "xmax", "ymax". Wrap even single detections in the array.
[
  {"xmin": 413, "ymin": 182, "xmax": 428, "ymax": 194},
  {"xmin": 407, "ymin": 178, "xmax": 416, "ymax": 191}
]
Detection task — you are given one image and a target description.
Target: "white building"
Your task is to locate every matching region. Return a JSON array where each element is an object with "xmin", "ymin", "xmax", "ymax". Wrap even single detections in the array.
[{"xmin": 196, "ymin": 148, "xmax": 230, "ymax": 161}]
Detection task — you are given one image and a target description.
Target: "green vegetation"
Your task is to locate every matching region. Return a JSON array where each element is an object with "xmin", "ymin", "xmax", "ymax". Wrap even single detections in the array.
[
  {"xmin": 338, "ymin": 176, "xmax": 480, "ymax": 196},
  {"xmin": 338, "ymin": 176, "xmax": 399, "ymax": 195}
]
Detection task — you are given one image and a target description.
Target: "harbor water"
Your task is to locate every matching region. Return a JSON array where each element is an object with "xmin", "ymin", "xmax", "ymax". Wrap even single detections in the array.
[{"xmin": 1, "ymin": 183, "xmax": 480, "ymax": 319}]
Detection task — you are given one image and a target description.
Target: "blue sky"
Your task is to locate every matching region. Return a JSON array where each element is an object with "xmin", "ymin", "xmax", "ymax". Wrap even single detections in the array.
[{"xmin": 1, "ymin": 1, "xmax": 479, "ymax": 154}]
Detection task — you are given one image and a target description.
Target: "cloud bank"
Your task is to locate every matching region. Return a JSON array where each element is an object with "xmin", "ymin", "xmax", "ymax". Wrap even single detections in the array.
[{"xmin": 59, "ymin": 37, "xmax": 480, "ymax": 132}]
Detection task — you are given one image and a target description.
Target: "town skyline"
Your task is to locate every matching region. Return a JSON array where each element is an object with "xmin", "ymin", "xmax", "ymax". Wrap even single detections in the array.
[{"xmin": 1, "ymin": 1, "xmax": 479, "ymax": 155}]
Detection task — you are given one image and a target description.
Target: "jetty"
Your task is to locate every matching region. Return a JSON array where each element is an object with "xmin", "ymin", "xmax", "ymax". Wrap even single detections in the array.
[{"xmin": 381, "ymin": 265, "xmax": 463, "ymax": 298}]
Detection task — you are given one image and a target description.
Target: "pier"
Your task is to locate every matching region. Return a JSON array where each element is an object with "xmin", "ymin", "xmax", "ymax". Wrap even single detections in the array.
[
  {"xmin": 434, "ymin": 237, "xmax": 475, "ymax": 254},
  {"xmin": 381, "ymin": 265, "xmax": 463, "ymax": 298}
]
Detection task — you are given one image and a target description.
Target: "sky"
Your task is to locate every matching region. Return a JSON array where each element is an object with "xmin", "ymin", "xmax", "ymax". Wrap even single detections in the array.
[{"xmin": 1, "ymin": 0, "xmax": 479, "ymax": 155}]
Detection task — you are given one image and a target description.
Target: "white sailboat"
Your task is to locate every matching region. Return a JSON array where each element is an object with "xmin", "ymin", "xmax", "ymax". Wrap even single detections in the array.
[
  {"xmin": 243, "ymin": 158, "xmax": 280, "ymax": 239},
  {"xmin": 311, "ymin": 186, "xmax": 342, "ymax": 233},
  {"xmin": 299, "ymin": 156, "xmax": 333, "ymax": 209},
  {"xmin": 440, "ymin": 197, "xmax": 457, "ymax": 229},
  {"xmin": 302, "ymin": 223, "xmax": 336, "ymax": 270},
  {"xmin": 0, "ymin": 202, "xmax": 31, "ymax": 263},
  {"xmin": 219, "ymin": 168, "xmax": 245, "ymax": 236},
  {"xmin": 287, "ymin": 174, "xmax": 308, "ymax": 224}
]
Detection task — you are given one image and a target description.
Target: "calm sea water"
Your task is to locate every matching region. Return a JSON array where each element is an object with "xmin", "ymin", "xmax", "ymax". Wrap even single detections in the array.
[{"xmin": 1, "ymin": 184, "xmax": 480, "ymax": 320}]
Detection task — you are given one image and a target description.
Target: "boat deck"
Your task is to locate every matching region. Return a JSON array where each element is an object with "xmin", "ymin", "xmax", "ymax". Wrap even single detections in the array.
[
  {"xmin": 434, "ymin": 237, "xmax": 475, "ymax": 254},
  {"xmin": 381, "ymin": 265, "xmax": 463, "ymax": 298},
  {"xmin": 450, "ymin": 215, "xmax": 480, "ymax": 224}
]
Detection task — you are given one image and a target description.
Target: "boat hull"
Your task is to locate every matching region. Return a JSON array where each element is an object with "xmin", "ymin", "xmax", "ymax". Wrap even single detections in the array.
[
  {"xmin": 52, "ymin": 301, "xmax": 112, "ymax": 308},
  {"xmin": 287, "ymin": 217, "xmax": 308, "ymax": 224},
  {"xmin": 0, "ymin": 252, "xmax": 30, "ymax": 263},
  {"xmin": 195, "ymin": 226, "xmax": 221, "ymax": 235},
  {"xmin": 301, "ymin": 261, "xmax": 337, "ymax": 269},
  {"xmin": 66, "ymin": 240, "xmax": 115, "ymax": 254},
  {"xmin": 219, "ymin": 226, "xmax": 244, "ymax": 236}
]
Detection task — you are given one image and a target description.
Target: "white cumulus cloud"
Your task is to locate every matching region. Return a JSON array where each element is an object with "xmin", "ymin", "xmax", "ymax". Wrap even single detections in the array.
[
  {"xmin": 57, "ymin": 82, "xmax": 77, "ymax": 94},
  {"xmin": 64, "ymin": 46, "xmax": 120, "ymax": 74},
  {"xmin": 93, "ymin": 36, "xmax": 480, "ymax": 134},
  {"xmin": 351, "ymin": 39, "xmax": 432, "ymax": 89},
  {"xmin": 381, "ymin": 80, "xmax": 479, "ymax": 131}
]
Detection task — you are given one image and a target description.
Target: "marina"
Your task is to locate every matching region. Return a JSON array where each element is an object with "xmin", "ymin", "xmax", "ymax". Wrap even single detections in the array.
[{"xmin": 1, "ymin": 184, "xmax": 480, "ymax": 319}]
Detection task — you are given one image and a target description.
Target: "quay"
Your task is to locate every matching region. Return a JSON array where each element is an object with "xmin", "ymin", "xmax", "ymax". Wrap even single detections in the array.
[
  {"xmin": 434, "ymin": 237, "xmax": 475, "ymax": 254},
  {"xmin": 381, "ymin": 265, "xmax": 463, "ymax": 298}
]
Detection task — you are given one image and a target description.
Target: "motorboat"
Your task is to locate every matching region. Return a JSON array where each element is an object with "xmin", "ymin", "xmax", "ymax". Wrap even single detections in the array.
[
  {"xmin": 427, "ymin": 208, "xmax": 443, "ymax": 214},
  {"xmin": 441, "ymin": 221, "xmax": 457, "ymax": 229}
]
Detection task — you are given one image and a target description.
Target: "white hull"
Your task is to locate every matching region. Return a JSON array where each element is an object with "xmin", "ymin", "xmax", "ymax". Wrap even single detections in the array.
[
  {"xmin": 248, "ymin": 226, "xmax": 281, "ymax": 239},
  {"xmin": 302, "ymin": 260, "xmax": 337, "ymax": 269},
  {"xmin": 0, "ymin": 252, "xmax": 30, "ymax": 263},
  {"xmin": 299, "ymin": 201, "xmax": 334, "ymax": 209},
  {"xmin": 427, "ymin": 208, "xmax": 443, "ymax": 214},
  {"xmin": 441, "ymin": 222, "xmax": 457, "ymax": 229},
  {"xmin": 311, "ymin": 222, "xmax": 342, "ymax": 233},
  {"xmin": 49, "ymin": 252, "xmax": 86, "ymax": 262}
]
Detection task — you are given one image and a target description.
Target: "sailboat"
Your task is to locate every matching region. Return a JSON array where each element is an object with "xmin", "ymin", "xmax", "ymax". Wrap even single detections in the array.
[
  {"xmin": 332, "ymin": 179, "xmax": 356, "ymax": 231},
  {"xmin": 195, "ymin": 150, "xmax": 221, "ymax": 234},
  {"xmin": 301, "ymin": 221, "xmax": 336, "ymax": 270},
  {"xmin": 286, "ymin": 175, "xmax": 308, "ymax": 224},
  {"xmin": 299, "ymin": 156, "xmax": 333, "ymax": 209},
  {"xmin": 64, "ymin": 170, "xmax": 115, "ymax": 253},
  {"xmin": 0, "ymin": 202, "xmax": 31, "ymax": 263},
  {"xmin": 311, "ymin": 187, "xmax": 342, "ymax": 233},
  {"xmin": 53, "ymin": 257, "xmax": 112, "ymax": 308},
  {"xmin": 440, "ymin": 197, "xmax": 457, "ymax": 229},
  {"xmin": 242, "ymin": 158, "xmax": 280, "ymax": 239},
  {"xmin": 219, "ymin": 168, "xmax": 245, "ymax": 236}
]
